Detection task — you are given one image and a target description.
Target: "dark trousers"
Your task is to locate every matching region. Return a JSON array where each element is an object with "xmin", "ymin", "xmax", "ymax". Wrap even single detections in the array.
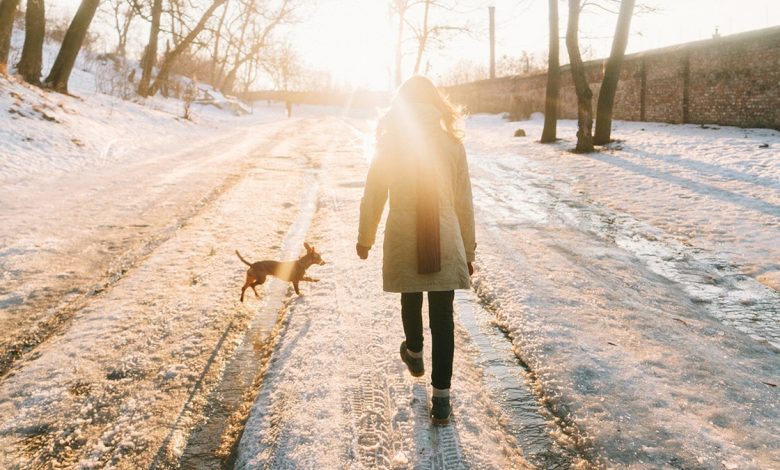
[{"xmin": 401, "ymin": 290, "xmax": 455, "ymax": 390}]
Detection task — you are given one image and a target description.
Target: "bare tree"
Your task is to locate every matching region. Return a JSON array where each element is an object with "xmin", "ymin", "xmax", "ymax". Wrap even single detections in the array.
[
  {"xmin": 223, "ymin": 0, "xmax": 293, "ymax": 94},
  {"xmin": 408, "ymin": 0, "xmax": 467, "ymax": 76},
  {"xmin": 593, "ymin": 0, "xmax": 635, "ymax": 144},
  {"xmin": 0, "ymin": 0, "xmax": 20, "ymax": 75},
  {"xmin": 104, "ymin": 0, "xmax": 137, "ymax": 57},
  {"xmin": 209, "ymin": 0, "xmax": 230, "ymax": 85},
  {"xmin": 541, "ymin": 0, "xmax": 560, "ymax": 143},
  {"xmin": 138, "ymin": 0, "xmax": 163, "ymax": 96},
  {"xmin": 147, "ymin": 0, "xmax": 227, "ymax": 96},
  {"xmin": 389, "ymin": 0, "xmax": 466, "ymax": 85},
  {"xmin": 566, "ymin": 0, "xmax": 594, "ymax": 152},
  {"xmin": 390, "ymin": 0, "xmax": 410, "ymax": 87},
  {"xmin": 17, "ymin": 0, "xmax": 45, "ymax": 84},
  {"xmin": 261, "ymin": 41, "xmax": 298, "ymax": 91},
  {"xmin": 44, "ymin": 0, "xmax": 100, "ymax": 93},
  {"xmin": 240, "ymin": 53, "xmax": 259, "ymax": 94},
  {"xmin": 203, "ymin": 0, "xmax": 296, "ymax": 94},
  {"xmin": 411, "ymin": 0, "xmax": 430, "ymax": 75},
  {"xmin": 209, "ymin": 1, "xmax": 247, "ymax": 89},
  {"xmin": 218, "ymin": 0, "xmax": 255, "ymax": 92}
]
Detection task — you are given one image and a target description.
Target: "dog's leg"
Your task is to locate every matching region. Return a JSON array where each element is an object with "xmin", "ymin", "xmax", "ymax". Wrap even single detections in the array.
[
  {"xmin": 251, "ymin": 275, "xmax": 266, "ymax": 298},
  {"xmin": 302, "ymin": 276, "xmax": 319, "ymax": 282},
  {"xmin": 241, "ymin": 273, "xmax": 256, "ymax": 302},
  {"xmin": 292, "ymin": 280, "xmax": 301, "ymax": 295}
]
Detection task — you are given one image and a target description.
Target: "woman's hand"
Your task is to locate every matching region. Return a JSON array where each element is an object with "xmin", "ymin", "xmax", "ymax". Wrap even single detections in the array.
[
  {"xmin": 467, "ymin": 262, "xmax": 474, "ymax": 276},
  {"xmin": 356, "ymin": 243, "xmax": 370, "ymax": 260}
]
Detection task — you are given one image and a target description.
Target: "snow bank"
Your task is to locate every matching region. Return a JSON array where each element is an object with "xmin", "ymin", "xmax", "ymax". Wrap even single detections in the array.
[{"xmin": 1, "ymin": 30, "xmax": 270, "ymax": 183}]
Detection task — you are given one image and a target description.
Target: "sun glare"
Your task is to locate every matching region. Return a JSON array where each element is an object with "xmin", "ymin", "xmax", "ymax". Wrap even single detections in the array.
[{"xmin": 294, "ymin": 1, "xmax": 394, "ymax": 91}]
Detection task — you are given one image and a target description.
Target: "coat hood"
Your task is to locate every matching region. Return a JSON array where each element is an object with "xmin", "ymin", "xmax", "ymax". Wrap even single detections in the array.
[{"xmin": 380, "ymin": 101, "xmax": 444, "ymax": 138}]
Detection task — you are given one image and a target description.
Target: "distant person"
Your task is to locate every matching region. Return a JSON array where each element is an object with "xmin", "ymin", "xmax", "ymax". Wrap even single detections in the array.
[
  {"xmin": 356, "ymin": 76, "xmax": 476, "ymax": 426},
  {"xmin": 285, "ymin": 99, "xmax": 292, "ymax": 118}
]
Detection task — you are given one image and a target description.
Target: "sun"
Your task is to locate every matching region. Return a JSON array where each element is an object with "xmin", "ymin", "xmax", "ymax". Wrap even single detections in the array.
[{"xmin": 293, "ymin": 1, "xmax": 394, "ymax": 91}]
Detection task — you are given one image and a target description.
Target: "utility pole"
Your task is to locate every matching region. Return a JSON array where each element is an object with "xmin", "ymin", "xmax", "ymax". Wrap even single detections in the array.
[{"xmin": 489, "ymin": 6, "xmax": 496, "ymax": 79}]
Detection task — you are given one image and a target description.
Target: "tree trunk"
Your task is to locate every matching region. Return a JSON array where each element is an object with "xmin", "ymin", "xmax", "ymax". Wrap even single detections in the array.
[
  {"xmin": 565, "ymin": 0, "xmax": 594, "ymax": 153},
  {"xmin": 0, "ymin": 0, "xmax": 20, "ymax": 75},
  {"xmin": 44, "ymin": 0, "xmax": 99, "ymax": 93},
  {"xmin": 220, "ymin": 66, "xmax": 238, "ymax": 95},
  {"xmin": 17, "ymin": 0, "xmax": 45, "ymax": 84},
  {"xmin": 540, "ymin": 0, "xmax": 559, "ymax": 143},
  {"xmin": 220, "ymin": 49, "xmax": 257, "ymax": 95},
  {"xmin": 593, "ymin": 0, "xmax": 635, "ymax": 145},
  {"xmin": 222, "ymin": 0, "xmax": 253, "ymax": 93},
  {"xmin": 138, "ymin": 0, "xmax": 162, "ymax": 96},
  {"xmin": 412, "ymin": 0, "xmax": 431, "ymax": 75},
  {"xmin": 148, "ymin": 0, "xmax": 226, "ymax": 96},
  {"xmin": 242, "ymin": 55, "xmax": 257, "ymax": 94},
  {"xmin": 210, "ymin": 0, "xmax": 229, "ymax": 86}
]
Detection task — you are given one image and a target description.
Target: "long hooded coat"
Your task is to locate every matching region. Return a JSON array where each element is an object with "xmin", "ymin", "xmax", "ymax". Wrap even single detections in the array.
[{"xmin": 358, "ymin": 103, "xmax": 476, "ymax": 293}]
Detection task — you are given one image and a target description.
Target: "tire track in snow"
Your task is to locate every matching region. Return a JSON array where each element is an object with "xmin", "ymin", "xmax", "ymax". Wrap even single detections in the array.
[
  {"xmin": 0, "ymin": 125, "xmax": 293, "ymax": 381},
  {"xmin": 235, "ymin": 119, "xmax": 531, "ymax": 469},
  {"xmin": 0, "ymin": 164, "xmax": 245, "ymax": 381},
  {"xmin": 454, "ymin": 291, "xmax": 582, "ymax": 469},
  {"xmin": 0, "ymin": 121, "xmax": 317, "ymax": 468},
  {"xmin": 466, "ymin": 149, "xmax": 780, "ymax": 468},
  {"xmin": 178, "ymin": 162, "xmax": 322, "ymax": 469},
  {"xmin": 342, "ymin": 120, "xmax": 574, "ymax": 468}
]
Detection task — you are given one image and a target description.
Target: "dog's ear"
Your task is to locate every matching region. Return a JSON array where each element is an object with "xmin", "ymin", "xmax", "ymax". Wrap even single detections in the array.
[{"xmin": 304, "ymin": 242, "xmax": 312, "ymax": 253}]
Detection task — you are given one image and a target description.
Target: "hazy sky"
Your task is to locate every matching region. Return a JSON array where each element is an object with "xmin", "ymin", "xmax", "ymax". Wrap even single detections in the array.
[
  {"xmin": 294, "ymin": 0, "xmax": 780, "ymax": 89},
  {"xmin": 50, "ymin": 0, "xmax": 780, "ymax": 90}
]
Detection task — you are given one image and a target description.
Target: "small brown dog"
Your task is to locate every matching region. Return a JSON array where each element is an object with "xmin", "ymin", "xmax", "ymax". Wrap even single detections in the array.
[{"xmin": 236, "ymin": 242, "xmax": 325, "ymax": 301}]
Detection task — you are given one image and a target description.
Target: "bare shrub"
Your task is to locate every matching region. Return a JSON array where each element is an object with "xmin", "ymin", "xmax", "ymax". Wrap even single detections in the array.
[
  {"xmin": 169, "ymin": 52, "xmax": 212, "ymax": 87},
  {"xmin": 94, "ymin": 53, "xmax": 135, "ymax": 100},
  {"xmin": 182, "ymin": 77, "xmax": 198, "ymax": 120}
]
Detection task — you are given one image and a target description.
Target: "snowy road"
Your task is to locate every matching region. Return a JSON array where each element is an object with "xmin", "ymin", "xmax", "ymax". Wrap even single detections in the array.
[
  {"xmin": 233, "ymin": 120, "xmax": 575, "ymax": 469},
  {"xmin": 0, "ymin": 113, "xmax": 309, "ymax": 467},
  {"xmin": 0, "ymin": 107, "xmax": 778, "ymax": 469},
  {"xmin": 0, "ymin": 113, "xmax": 577, "ymax": 469}
]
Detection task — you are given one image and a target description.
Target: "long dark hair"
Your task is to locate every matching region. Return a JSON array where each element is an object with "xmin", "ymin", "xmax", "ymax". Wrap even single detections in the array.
[{"xmin": 379, "ymin": 76, "xmax": 462, "ymax": 275}]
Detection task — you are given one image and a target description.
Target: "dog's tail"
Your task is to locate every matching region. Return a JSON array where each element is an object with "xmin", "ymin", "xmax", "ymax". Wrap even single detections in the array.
[{"xmin": 235, "ymin": 250, "xmax": 252, "ymax": 266}]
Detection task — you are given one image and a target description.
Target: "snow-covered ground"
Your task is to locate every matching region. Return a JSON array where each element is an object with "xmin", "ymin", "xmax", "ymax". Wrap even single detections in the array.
[
  {"xmin": 1, "ymin": 55, "xmax": 779, "ymax": 469},
  {"xmin": 464, "ymin": 114, "xmax": 780, "ymax": 468},
  {"xmin": 1, "ymin": 30, "xmax": 262, "ymax": 184},
  {"xmin": 467, "ymin": 113, "xmax": 780, "ymax": 348}
]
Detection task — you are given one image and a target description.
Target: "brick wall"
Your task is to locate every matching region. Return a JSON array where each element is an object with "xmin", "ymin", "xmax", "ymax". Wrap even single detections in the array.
[{"xmin": 444, "ymin": 26, "xmax": 780, "ymax": 130}]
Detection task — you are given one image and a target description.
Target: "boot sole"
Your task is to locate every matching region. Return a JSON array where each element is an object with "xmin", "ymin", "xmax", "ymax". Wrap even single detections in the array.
[{"xmin": 431, "ymin": 416, "xmax": 450, "ymax": 426}]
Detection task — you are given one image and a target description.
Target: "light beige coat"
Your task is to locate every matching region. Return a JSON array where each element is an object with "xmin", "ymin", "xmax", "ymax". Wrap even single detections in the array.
[{"xmin": 358, "ymin": 104, "xmax": 476, "ymax": 293}]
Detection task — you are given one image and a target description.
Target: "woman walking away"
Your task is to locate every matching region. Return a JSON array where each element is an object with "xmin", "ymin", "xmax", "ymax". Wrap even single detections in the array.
[{"xmin": 356, "ymin": 76, "xmax": 476, "ymax": 426}]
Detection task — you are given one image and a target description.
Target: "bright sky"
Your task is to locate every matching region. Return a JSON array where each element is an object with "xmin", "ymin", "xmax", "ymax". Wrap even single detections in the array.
[
  {"xmin": 49, "ymin": 0, "xmax": 780, "ymax": 91},
  {"xmin": 288, "ymin": 0, "xmax": 395, "ymax": 90},
  {"xmin": 293, "ymin": 0, "xmax": 780, "ymax": 90}
]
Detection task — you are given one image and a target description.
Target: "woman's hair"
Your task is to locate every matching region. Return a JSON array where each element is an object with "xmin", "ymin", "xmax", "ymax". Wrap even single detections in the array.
[{"xmin": 379, "ymin": 75, "xmax": 463, "ymax": 143}]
